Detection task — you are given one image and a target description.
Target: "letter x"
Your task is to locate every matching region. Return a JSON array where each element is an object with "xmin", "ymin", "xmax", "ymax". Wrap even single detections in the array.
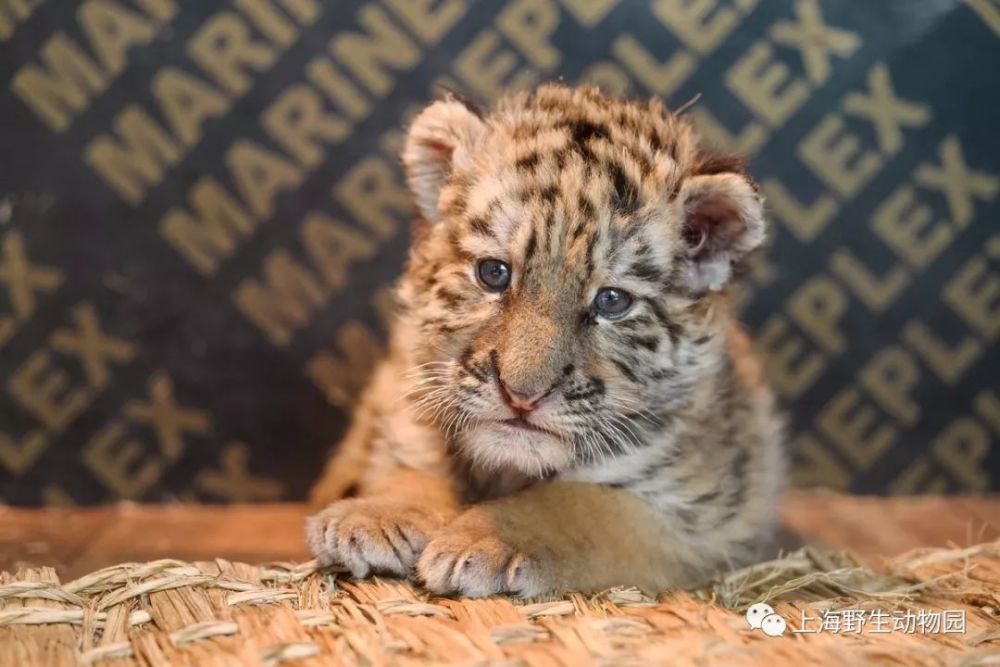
[
  {"xmin": 124, "ymin": 372, "xmax": 210, "ymax": 460},
  {"xmin": 770, "ymin": 0, "xmax": 860, "ymax": 84},
  {"xmin": 843, "ymin": 63, "xmax": 930, "ymax": 154},
  {"xmin": 196, "ymin": 442, "xmax": 284, "ymax": 501},
  {"xmin": 0, "ymin": 231, "xmax": 62, "ymax": 320},
  {"xmin": 915, "ymin": 135, "xmax": 999, "ymax": 228},
  {"xmin": 49, "ymin": 303, "xmax": 137, "ymax": 389}
]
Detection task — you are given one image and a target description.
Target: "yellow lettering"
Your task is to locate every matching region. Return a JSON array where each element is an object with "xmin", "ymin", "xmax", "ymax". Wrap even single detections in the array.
[
  {"xmin": 234, "ymin": 251, "xmax": 325, "ymax": 346},
  {"xmin": 612, "ymin": 33, "xmax": 695, "ymax": 98},
  {"xmin": 799, "ymin": 114, "xmax": 882, "ymax": 197},
  {"xmin": 726, "ymin": 41, "xmax": 809, "ymax": 127},
  {"xmin": 159, "ymin": 178, "xmax": 255, "ymax": 276},
  {"xmin": 859, "ymin": 346, "xmax": 920, "ymax": 426},
  {"xmin": 85, "ymin": 106, "xmax": 181, "ymax": 204},
  {"xmin": 306, "ymin": 57, "xmax": 370, "ymax": 120},
  {"xmin": 10, "ymin": 34, "xmax": 107, "ymax": 131},
  {"xmin": 226, "ymin": 140, "xmax": 304, "ymax": 219},
  {"xmin": 828, "ymin": 248, "xmax": 909, "ymax": 312},
  {"xmin": 335, "ymin": 156, "xmax": 410, "ymax": 240},
  {"xmin": 787, "ymin": 275, "xmax": 847, "ymax": 354},
  {"xmin": 932, "ymin": 418, "xmax": 990, "ymax": 490},
  {"xmin": 769, "ymin": 0, "xmax": 858, "ymax": 84},
  {"xmin": 689, "ymin": 106, "xmax": 767, "ymax": 157},
  {"xmin": 0, "ymin": 231, "xmax": 63, "ymax": 321},
  {"xmin": 0, "ymin": 0, "xmax": 45, "ymax": 42},
  {"xmin": 942, "ymin": 242, "xmax": 1000, "ymax": 341},
  {"xmin": 82, "ymin": 421, "xmax": 162, "ymax": 498},
  {"xmin": 455, "ymin": 29, "xmax": 537, "ymax": 99},
  {"xmin": 654, "ymin": 0, "xmax": 756, "ymax": 54},
  {"xmin": 497, "ymin": 0, "xmax": 559, "ymax": 70},
  {"xmin": 234, "ymin": 0, "xmax": 296, "ymax": 47},
  {"xmin": 0, "ymin": 428, "xmax": 47, "ymax": 474},
  {"xmin": 902, "ymin": 321, "xmax": 980, "ymax": 385},
  {"xmin": 842, "ymin": 63, "xmax": 929, "ymax": 155},
  {"xmin": 48, "ymin": 302, "xmax": 136, "ymax": 390},
  {"xmin": 7, "ymin": 350, "xmax": 90, "ymax": 431},
  {"xmin": 330, "ymin": 5, "xmax": 419, "ymax": 97},
  {"xmin": 78, "ymin": 0, "xmax": 157, "ymax": 74},
  {"xmin": 383, "ymin": 0, "xmax": 466, "ymax": 44},
  {"xmin": 915, "ymin": 135, "xmax": 999, "ymax": 229},
  {"xmin": 305, "ymin": 320, "xmax": 384, "ymax": 408},
  {"xmin": 188, "ymin": 12, "xmax": 277, "ymax": 96},
  {"xmin": 761, "ymin": 178, "xmax": 837, "ymax": 242},
  {"xmin": 301, "ymin": 213, "xmax": 377, "ymax": 290},
  {"xmin": 152, "ymin": 67, "xmax": 230, "ymax": 146},
  {"xmin": 262, "ymin": 84, "xmax": 350, "ymax": 168},
  {"xmin": 755, "ymin": 315, "xmax": 825, "ymax": 398},
  {"xmin": 817, "ymin": 387, "xmax": 896, "ymax": 469},
  {"xmin": 872, "ymin": 184, "xmax": 952, "ymax": 269}
]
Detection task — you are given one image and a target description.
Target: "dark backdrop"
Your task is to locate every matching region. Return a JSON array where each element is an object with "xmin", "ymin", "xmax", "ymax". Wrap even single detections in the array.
[{"xmin": 0, "ymin": 0, "xmax": 997, "ymax": 504}]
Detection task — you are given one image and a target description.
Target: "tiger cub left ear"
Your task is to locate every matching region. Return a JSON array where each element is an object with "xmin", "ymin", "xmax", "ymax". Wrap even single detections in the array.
[
  {"xmin": 675, "ymin": 172, "xmax": 765, "ymax": 292},
  {"xmin": 402, "ymin": 96, "xmax": 485, "ymax": 223}
]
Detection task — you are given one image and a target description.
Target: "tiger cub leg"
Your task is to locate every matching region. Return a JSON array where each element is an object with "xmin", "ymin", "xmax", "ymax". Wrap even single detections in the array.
[
  {"xmin": 307, "ymin": 469, "xmax": 458, "ymax": 578},
  {"xmin": 417, "ymin": 481, "xmax": 699, "ymax": 597}
]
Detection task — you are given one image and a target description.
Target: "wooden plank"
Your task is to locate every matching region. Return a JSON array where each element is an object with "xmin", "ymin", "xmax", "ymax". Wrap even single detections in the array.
[
  {"xmin": 0, "ymin": 494, "xmax": 997, "ymax": 579},
  {"xmin": 0, "ymin": 506, "xmax": 112, "ymax": 577},
  {"xmin": 67, "ymin": 504, "xmax": 310, "ymax": 579},
  {"xmin": 780, "ymin": 492, "xmax": 1000, "ymax": 564}
]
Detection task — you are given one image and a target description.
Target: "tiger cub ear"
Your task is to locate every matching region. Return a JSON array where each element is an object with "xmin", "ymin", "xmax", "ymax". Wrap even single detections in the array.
[
  {"xmin": 402, "ymin": 97, "xmax": 486, "ymax": 223},
  {"xmin": 675, "ymin": 171, "xmax": 765, "ymax": 293}
]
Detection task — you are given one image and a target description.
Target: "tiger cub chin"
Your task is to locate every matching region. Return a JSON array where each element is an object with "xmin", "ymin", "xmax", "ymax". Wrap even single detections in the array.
[{"xmin": 306, "ymin": 83, "xmax": 785, "ymax": 597}]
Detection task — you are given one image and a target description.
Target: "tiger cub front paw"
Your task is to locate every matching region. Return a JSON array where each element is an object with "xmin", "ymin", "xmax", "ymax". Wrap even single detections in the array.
[
  {"xmin": 416, "ymin": 509, "xmax": 556, "ymax": 597},
  {"xmin": 306, "ymin": 498, "xmax": 452, "ymax": 578}
]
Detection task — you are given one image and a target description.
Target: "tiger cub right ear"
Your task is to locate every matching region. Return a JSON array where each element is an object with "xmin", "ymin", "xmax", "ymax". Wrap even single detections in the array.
[
  {"xmin": 402, "ymin": 97, "xmax": 486, "ymax": 223},
  {"xmin": 675, "ymin": 171, "xmax": 766, "ymax": 293}
]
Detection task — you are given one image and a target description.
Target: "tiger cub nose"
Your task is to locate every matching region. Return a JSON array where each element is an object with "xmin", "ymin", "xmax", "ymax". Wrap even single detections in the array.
[{"xmin": 497, "ymin": 378, "xmax": 546, "ymax": 414}]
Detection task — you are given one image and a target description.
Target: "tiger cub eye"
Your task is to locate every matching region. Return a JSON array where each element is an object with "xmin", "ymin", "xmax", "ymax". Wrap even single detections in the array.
[
  {"xmin": 477, "ymin": 259, "xmax": 511, "ymax": 291},
  {"xmin": 592, "ymin": 287, "xmax": 633, "ymax": 318}
]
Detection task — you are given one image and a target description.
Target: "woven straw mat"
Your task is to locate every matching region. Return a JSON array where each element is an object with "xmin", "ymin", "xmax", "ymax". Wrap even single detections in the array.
[{"xmin": 1, "ymin": 540, "xmax": 998, "ymax": 666}]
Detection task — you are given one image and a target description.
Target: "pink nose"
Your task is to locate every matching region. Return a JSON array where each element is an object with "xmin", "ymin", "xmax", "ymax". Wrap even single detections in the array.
[{"xmin": 498, "ymin": 379, "xmax": 545, "ymax": 414}]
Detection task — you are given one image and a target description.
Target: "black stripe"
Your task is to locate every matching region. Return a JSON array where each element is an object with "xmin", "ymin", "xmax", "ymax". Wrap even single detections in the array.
[
  {"xmin": 642, "ymin": 297, "xmax": 682, "ymax": 345},
  {"xmin": 468, "ymin": 216, "xmax": 494, "ymax": 238},
  {"xmin": 691, "ymin": 489, "xmax": 722, "ymax": 505},
  {"xmin": 627, "ymin": 335, "xmax": 659, "ymax": 352},
  {"xmin": 524, "ymin": 227, "xmax": 538, "ymax": 264},
  {"xmin": 515, "ymin": 152, "xmax": 540, "ymax": 169},
  {"xmin": 435, "ymin": 287, "xmax": 462, "ymax": 308},
  {"xmin": 565, "ymin": 119, "xmax": 610, "ymax": 144},
  {"xmin": 585, "ymin": 230, "xmax": 600, "ymax": 278},
  {"xmin": 609, "ymin": 161, "xmax": 639, "ymax": 215},
  {"xmin": 620, "ymin": 449, "xmax": 678, "ymax": 485},
  {"xmin": 539, "ymin": 184, "xmax": 558, "ymax": 204},
  {"xmin": 611, "ymin": 357, "xmax": 639, "ymax": 383},
  {"xmin": 628, "ymin": 259, "xmax": 662, "ymax": 283},
  {"xmin": 727, "ymin": 448, "xmax": 750, "ymax": 509},
  {"xmin": 460, "ymin": 347, "xmax": 489, "ymax": 382}
]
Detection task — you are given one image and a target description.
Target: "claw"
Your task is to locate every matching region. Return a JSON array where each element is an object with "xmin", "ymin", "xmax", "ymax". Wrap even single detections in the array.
[{"xmin": 306, "ymin": 499, "xmax": 446, "ymax": 579}]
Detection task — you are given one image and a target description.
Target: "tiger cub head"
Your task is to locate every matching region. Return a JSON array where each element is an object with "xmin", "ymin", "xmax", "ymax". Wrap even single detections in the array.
[{"xmin": 396, "ymin": 84, "xmax": 765, "ymax": 477}]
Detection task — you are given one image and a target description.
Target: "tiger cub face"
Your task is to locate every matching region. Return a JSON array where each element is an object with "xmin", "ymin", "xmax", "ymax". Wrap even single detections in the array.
[{"xmin": 396, "ymin": 84, "xmax": 765, "ymax": 477}]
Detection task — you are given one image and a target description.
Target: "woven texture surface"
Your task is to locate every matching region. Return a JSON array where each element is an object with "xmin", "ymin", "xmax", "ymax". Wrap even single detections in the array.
[{"xmin": 1, "ymin": 541, "xmax": 999, "ymax": 666}]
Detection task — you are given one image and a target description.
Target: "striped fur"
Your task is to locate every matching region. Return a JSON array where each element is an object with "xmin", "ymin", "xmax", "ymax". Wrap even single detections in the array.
[{"xmin": 307, "ymin": 84, "xmax": 785, "ymax": 597}]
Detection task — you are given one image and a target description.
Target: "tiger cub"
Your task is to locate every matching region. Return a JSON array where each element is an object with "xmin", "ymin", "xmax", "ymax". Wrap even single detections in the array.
[{"xmin": 306, "ymin": 84, "xmax": 785, "ymax": 597}]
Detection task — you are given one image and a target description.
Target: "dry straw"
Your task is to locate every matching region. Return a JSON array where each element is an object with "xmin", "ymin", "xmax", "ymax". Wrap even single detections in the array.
[{"xmin": 1, "ymin": 540, "xmax": 998, "ymax": 666}]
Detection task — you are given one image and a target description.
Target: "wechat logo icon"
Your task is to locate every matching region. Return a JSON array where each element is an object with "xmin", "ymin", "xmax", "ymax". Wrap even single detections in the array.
[{"xmin": 746, "ymin": 602, "xmax": 786, "ymax": 637}]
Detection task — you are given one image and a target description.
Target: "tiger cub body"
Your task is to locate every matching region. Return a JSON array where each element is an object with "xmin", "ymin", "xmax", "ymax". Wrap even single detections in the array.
[{"xmin": 307, "ymin": 84, "xmax": 785, "ymax": 597}]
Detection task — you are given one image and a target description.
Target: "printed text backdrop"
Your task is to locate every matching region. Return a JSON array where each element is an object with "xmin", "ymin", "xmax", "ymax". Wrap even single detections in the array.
[{"xmin": 0, "ymin": 0, "xmax": 998, "ymax": 503}]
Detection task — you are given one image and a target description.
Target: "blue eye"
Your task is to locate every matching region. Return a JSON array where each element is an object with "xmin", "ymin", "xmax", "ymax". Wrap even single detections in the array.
[
  {"xmin": 592, "ymin": 287, "xmax": 633, "ymax": 318},
  {"xmin": 477, "ymin": 259, "xmax": 511, "ymax": 291}
]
